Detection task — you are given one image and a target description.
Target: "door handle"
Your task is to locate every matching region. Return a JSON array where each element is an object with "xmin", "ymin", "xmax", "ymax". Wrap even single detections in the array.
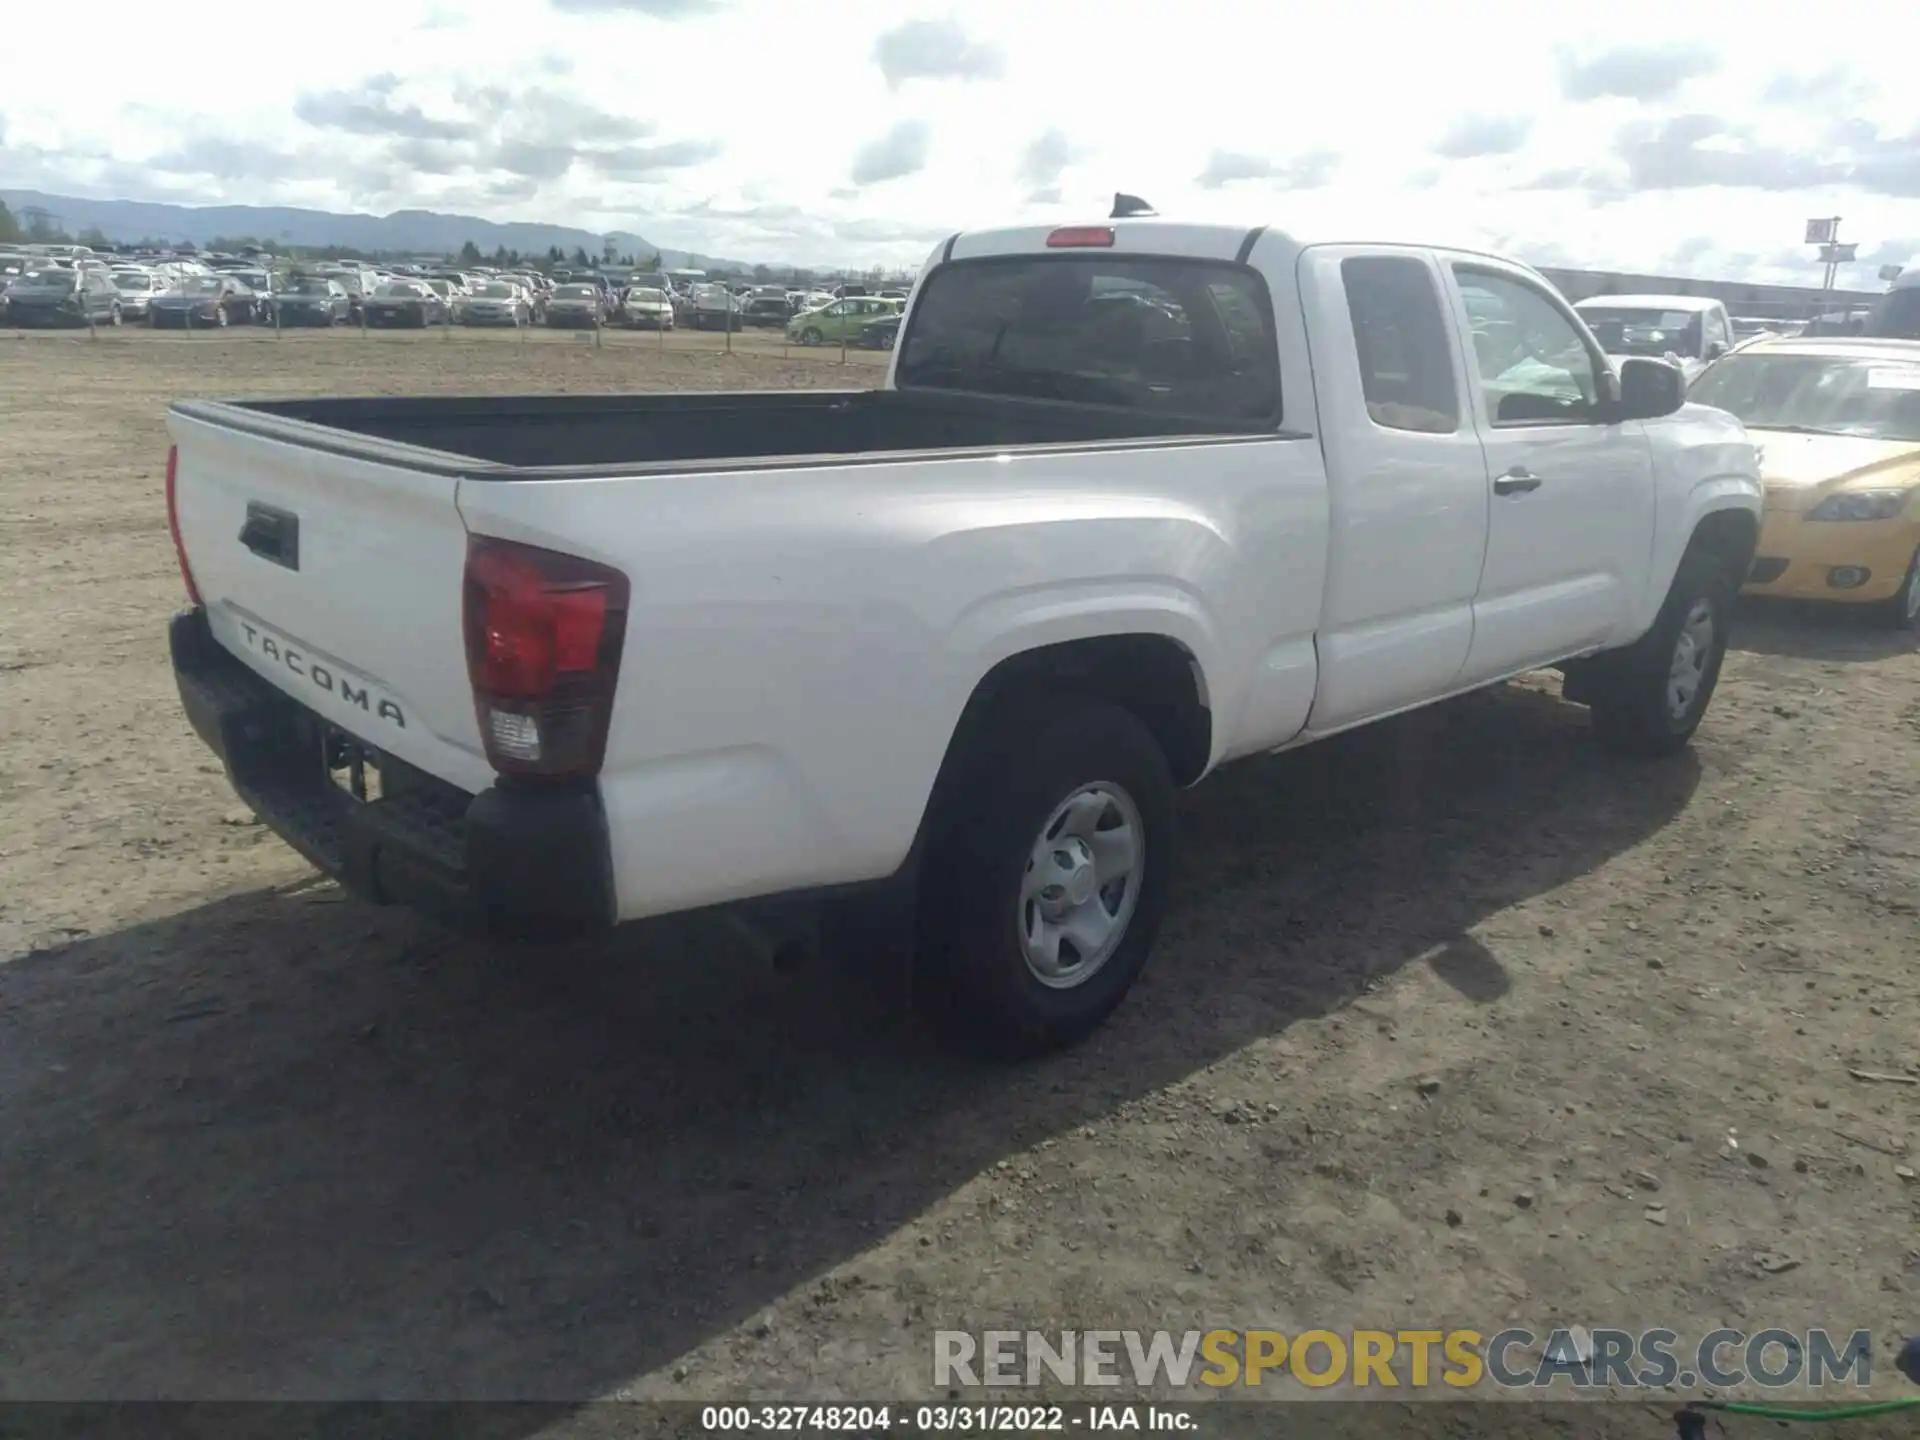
[{"xmin": 1493, "ymin": 468, "xmax": 1543, "ymax": 496}]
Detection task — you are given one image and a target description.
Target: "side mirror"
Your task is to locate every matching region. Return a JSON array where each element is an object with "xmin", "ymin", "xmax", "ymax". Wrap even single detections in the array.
[
  {"xmin": 1705, "ymin": 340, "xmax": 1729, "ymax": 361},
  {"xmin": 1616, "ymin": 356, "xmax": 1686, "ymax": 421}
]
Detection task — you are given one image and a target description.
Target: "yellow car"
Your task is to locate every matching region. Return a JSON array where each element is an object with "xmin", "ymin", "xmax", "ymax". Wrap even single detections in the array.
[{"xmin": 1689, "ymin": 337, "xmax": 1920, "ymax": 629}]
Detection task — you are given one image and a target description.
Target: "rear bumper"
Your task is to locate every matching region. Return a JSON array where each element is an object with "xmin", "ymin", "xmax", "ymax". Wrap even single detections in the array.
[{"xmin": 170, "ymin": 607, "xmax": 616, "ymax": 938}]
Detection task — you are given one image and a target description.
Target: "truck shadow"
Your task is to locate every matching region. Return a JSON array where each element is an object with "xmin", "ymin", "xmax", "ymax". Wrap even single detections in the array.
[
  {"xmin": 0, "ymin": 682, "xmax": 1697, "ymax": 1411},
  {"xmin": 1732, "ymin": 597, "xmax": 1916, "ymax": 663}
]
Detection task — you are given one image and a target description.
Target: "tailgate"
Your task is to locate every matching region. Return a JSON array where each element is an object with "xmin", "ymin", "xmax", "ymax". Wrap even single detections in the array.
[{"xmin": 166, "ymin": 407, "xmax": 494, "ymax": 795}]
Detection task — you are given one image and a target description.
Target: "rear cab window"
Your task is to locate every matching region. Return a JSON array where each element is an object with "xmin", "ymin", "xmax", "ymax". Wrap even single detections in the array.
[
  {"xmin": 896, "ymin": 254, "xmax": 1280, "ymax": 426},
  {"xmin": 1339, "ymin": 255, "xmax": 1461, "ymax": 434}
]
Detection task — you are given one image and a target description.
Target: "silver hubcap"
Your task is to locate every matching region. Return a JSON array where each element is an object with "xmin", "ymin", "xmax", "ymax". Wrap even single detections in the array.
[
  {"xmin": 1018, "ymin": 784, "xmax": 1143, "ymax": 990},
  {"xmin": 1667, "ymin": 598, "xmax": 1716, "ymax": 721}
]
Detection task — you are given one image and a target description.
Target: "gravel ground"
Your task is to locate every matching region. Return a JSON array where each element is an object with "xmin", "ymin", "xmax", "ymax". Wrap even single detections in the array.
[{"xmin": 1, "ymin": 330, "xmax": 1915, "ymax": 1434}]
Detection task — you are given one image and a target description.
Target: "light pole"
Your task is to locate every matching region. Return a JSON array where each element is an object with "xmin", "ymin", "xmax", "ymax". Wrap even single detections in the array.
[{"xmin": 1804, "ymin": 216, "xmax": 1857, "ymax": 322}]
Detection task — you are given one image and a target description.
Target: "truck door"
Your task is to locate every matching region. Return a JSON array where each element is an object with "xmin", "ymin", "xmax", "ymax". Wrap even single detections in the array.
[
  {"xmin": 1298, "ymin": 246, "xmax": 1492, "ymax": 733},
  {"xmin": 1444, "ymin": 260, "xmax": 1656, "ymax": 683}
]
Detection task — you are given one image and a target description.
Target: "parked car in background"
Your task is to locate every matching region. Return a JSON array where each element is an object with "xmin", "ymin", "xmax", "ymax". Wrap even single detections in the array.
[
  {"xmin": 1695, "ymin": 336, "xmax": 1920, "ymax": 628},
  {"xmin": 111, "ymin": 269, "xmax": 167, "ymax": 322},
  {"xmin": 231, "ymin": 269, "xmax": 276, "ymax": 323},
  {"xmin": 272, "ymin": 276, "xmax": 351, "ymax": 326},
  {"xmin": 7, "ymin": 261, "xmax": 124, "ymax": 327},
  {"xmin": 150, "ymin": 274, "xmax": 249, "ymax": 328},
  {"xmin": 1865, "ymin": 269, "xmax": 1920, "ymax": 341},
  {"xmin": 363, "ymin": 279, "xmax": 448, "ymax": 328},
  {"xmin": 0, "ymin": 252, "xmax": 37, "ymax": 318},
  {"xmin": 1572, "ymin": 295, "xmax": 1733, "ymax": 385},
  {"xmin": 787, "ymin": 294, "xmax": 902, "ymax": 346},
  {"xmin": 326, "ymin": 267, "xmax": 377, "ymax": 323},
  {"xmin": 688, "ymin": 281, "xmax": 743, "ymax": 331},
  {"xmin": 459, "ymin": 280, "xmax": 532, "ymax": 327},
  {"xmin": 619, "ymin": 285, "xmax": 675, "ymax": 330},
  {"xmin": 858, "ymin": 313, "xmax": 902, "ymax": 350},
  {"xmin": 545, "ymin": 283, "xmax": 605, "ymax": 328},
  {"xmin": 740, "ymin": 287, "xmax": 794, "ymax": 327},
  {"xmin": 423, "ymin": 277, "xmax": 467, "ymax": 314}
]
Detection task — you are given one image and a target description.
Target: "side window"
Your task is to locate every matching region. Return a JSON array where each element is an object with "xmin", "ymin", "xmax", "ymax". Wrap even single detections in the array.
[
  {"xmin": 1339, "ymin": 255, "xmax": 1460, "ymax": 435},
  {"xmin": 1451, "ymin": 266, "xmax": 1601, "ymax": 425}
]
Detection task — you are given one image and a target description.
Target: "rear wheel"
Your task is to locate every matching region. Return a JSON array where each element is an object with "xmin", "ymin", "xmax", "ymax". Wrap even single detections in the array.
[
  {"xmin": 1587, "ymin": 547, "xmax": 1733, "ymax": 757},
  {"xmin": 915, "ymin": 698, "xmax": 1176, "ymax": 1056},
  {"xmin": 1873, "ymin": 547, "xmax": 1920, "ymax": 632}
]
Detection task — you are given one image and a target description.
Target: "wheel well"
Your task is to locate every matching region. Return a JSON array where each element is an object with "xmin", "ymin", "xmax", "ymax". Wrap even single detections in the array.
[
  {"xmin": 929, "ymin": 635, "xmax": 1213, "ymax": 813},
  {"xmin": 1688, "ymin": 508, "xmax": 1760, "ymax": 589}
]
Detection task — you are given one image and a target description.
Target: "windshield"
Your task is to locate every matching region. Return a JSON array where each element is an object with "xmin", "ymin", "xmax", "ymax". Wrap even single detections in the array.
[
  {"xmin": 180, "ymin": 277, "xmax": 224, "ymax": 294},
  {"xmin": 555, "ymin": 285, "xmax": 597, "ymax": 298},
  {"xmin": 896, "ymin": 255, "xmax": 1280, "ymax": 422},
  {"xmin": 284, "ymin": 278, "xmax": 335, "ymax": 295},
  {"xmin": 473, "ymin": 282, "xmax": 516, "ymax": 297},
  {"xmin": 1577, "ymin": 306, "xmax": 1704, "ymax": 357},
  {"xmin": 15, "ymin": 269, "xmax": 76, "ymax": 289},
  {"xmin": 376, "ymin": 282, "xmax": 428, "ymax": 298},
  {"xmin": 1688, "ymin": 353, "xmax": 1920, "ymax": 442},
  {"xmin": 628, "ymin": 288, "xmax": 665, "ymax": 303},
  {"xmin": 112, "ymin": 273, "xmax": 153, "ymax": 290}
]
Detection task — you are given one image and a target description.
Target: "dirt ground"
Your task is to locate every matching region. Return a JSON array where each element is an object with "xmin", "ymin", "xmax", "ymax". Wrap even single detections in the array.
[{"xmin": 0, "ymin": 329, "xmax": 1915, "ymax": 1431}]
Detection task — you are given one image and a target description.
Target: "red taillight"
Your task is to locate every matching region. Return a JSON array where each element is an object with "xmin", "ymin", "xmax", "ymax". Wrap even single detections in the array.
[
  {"xmin": 164, "ymin": 444, "xmax": 202, "ymax": 606},
  {"xmin": 1045, "ymin": 226, "xmax": 1115, "ymax": 248},
  {"xmin": 462, "ymin": 535, "xmax": 629, "ymax": 780}
]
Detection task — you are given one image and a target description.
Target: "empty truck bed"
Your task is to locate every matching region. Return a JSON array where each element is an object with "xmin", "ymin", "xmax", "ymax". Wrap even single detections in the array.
[{"xmin": 183, "ymin": 388, "xmax": 1254, "ymax": 476}]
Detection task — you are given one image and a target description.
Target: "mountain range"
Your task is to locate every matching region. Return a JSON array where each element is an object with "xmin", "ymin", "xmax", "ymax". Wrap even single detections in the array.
[{"xmin": 0, "ymin": 190, "xmax": 755, "ymax": 270}]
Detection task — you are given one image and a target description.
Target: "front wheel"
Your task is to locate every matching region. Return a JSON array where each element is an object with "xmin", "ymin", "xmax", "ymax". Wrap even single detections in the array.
[
  {"xmin": 1873, "ymin": 547, "xmax": 1920, "ymax": 633},
  {"xmin": 1587, "ymin": 547, "xmax": 1733, "ymax": 757},
  {"xmin": 915, "ymin": 698, "xmax": 1177, "ymax": 1056},
  {"xmin": 800, "ymin": 327, "xmax": 823, "ymax": 347}
]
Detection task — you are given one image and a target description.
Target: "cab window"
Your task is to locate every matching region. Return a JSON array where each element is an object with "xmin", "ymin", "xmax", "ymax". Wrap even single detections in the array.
[{"xmin": 1341, "ymin": 255, "xmax": 1461, "ymax": 434}]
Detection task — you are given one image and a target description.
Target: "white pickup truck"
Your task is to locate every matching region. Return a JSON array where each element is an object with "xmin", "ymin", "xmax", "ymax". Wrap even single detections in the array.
[{"xmin": 164, "ymin": 216, "xmax": 1762, "ymax": 1055}]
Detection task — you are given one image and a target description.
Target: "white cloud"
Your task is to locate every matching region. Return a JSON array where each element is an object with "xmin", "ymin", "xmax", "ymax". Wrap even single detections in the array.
[{"xmin": 1, "ymin": 0, "xmax": 1917, "ymax": 279}]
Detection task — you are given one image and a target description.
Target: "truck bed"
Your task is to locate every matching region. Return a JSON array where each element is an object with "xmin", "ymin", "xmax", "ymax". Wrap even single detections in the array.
[{"xmin": 188, "ymin": 388, "xmax": 1251, "ymax": 477}]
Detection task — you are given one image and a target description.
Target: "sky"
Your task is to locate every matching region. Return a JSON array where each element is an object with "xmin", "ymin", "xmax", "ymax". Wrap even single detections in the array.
[{"xmin": 1, "ymin": 0, "xmax": 1917, "ymax": 280}]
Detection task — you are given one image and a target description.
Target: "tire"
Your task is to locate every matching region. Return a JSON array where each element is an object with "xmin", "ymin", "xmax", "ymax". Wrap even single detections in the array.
[
  {"xmin": 1587, "ymin": 546, "xmax": 1735, "ymax": 758},
  {"xmin": 915, "ymin": 697, "xmax": 1177, "ymax": 1057},
  {"xmin": 800, "ymin": 327, "xmax": 823, "ymax": 347},
  {"xmin": 1872, "ymin": 547, "xmax": 1920, "ymax": 632}
]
